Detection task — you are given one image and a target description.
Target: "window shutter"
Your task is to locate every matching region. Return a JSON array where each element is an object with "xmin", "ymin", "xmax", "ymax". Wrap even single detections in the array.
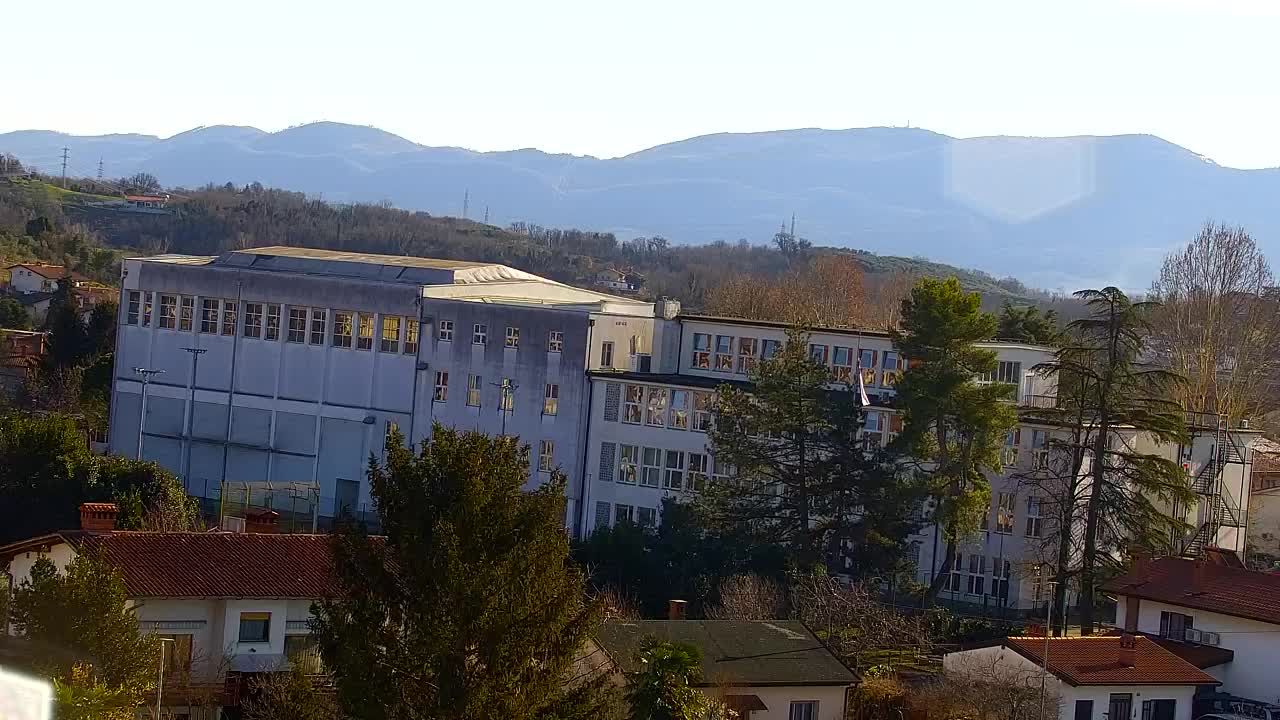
[
  {"xmin": 599, "ymin": 442, "xmax": 616, "ymax": 485},
  {"xmin": 603, "ymin": 382, "xmax": 621, "ymax": 422}
]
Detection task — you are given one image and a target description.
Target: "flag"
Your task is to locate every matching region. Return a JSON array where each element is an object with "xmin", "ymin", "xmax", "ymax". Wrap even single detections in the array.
[{"xmin": 857, "ymin": 366, "xmax": 871, "ymax": 407}]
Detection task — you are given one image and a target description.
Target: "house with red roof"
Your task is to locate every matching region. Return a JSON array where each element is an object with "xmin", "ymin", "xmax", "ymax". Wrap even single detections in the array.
[
  {"xmin": 1103, "ymin": 553, "xmax": 1280, "ymax": 712},
  {"xmin": 0, "ymin": 503, "xmax": 332, "ymax": 718},
  {"xmin": 943, "ymin": 634, "xmax": 1219, "ymax": 720},
  {"xmin": 5, "ymin": 263, "xmax": 88, "ymax": 295}
]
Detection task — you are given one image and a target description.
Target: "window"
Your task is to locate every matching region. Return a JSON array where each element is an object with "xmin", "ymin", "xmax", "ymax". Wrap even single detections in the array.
[
  {"xmin": 1143, "ymin": 699, "xmax": 1177, "ymax": 720},
  {"xmin": 467, "ymin": 374, "xmax": 482, "ymax": 407},
  {"xmin": 332, "ymin": 312, "xmax": 353, "ymax": 347},
  {"xmin": 692, "ymin": 333, "xmax": 711, "ymax": 368},
  {"xmin": 438, "ymin": 319, "xmax": 454, "ymax": 342},
  {"xmin": 499, "ymin": 378, "xmax": 515, "ymax": 412},
  {"xmin": 967, "ymin": 554, "xmax": 986, "ymax": 595},
  {"xmin": 789, "ymin": 701, "xmax": 818, "ymax": 720},
  {"xmin": 618, "ymin": 445, "xmax": 639, "ymax": 484},
  {"xmin": 505, "ymin": 326, "xmax": 520, "ymax": 348},
  {"xmin": 645, "ymin": 387, "xmax": 667, "ymax": 427},
  {"xmin": 809, "ymin": 343, "xmax": 829, "ymax": 365},
  {"xmin": 201, "ymin": 298, "xmax": 218, "ymax": 333},
  {"xmin": 832, "ymin": 346, "xmax": 855, "ymax": 381},
  {"xmin": 712, "ymin": 456, "xmax": 736, "ymax": 485},
  {"xmin": 238, "ymin": 612, "xmax": 271, "ymax": 643},
  {"xmin": 693, "ymin": 392, "xmax": 714, "ymax": 432},
  {"xmin": 384, "ymin": 420, "xmax": 400, "ymax": 449},
  {"xmin": 159, "ymin": 294, "xmax": 177, "ymax": 329},
  {"xmin": 762, "ymin": 338, "xmax": 782, "ymax": 360},
  {"xmin": 357, "ymin": 313, "xmax": 374, "ymax": 350},
  {"xmin": 859, "ymin": 349, "xmax": 877, "ymax": 385},
  {"xmin": 310, "ymin": 308, "xmax": 326, "ymax": 345},
  {"xmin": 548, "ymin": 330, "xmax": 563, "ymax": 353},
  {"xmin": 714, "ymin": 335, "xmax": 734, "ymax": 371},
  {"xmin": 179, "ymin": 296, "xmax": 194, "ymax": 331},
  {"xmin": 243, "ymin": 302, "xmax": 263, "ymax": 338},
  {"xmin": 737, "ymin": 337, "xmax": 758, "ymax": 374},
  {"xmin": 265, "ymin": 304, "xmax": 280, "ymax": 340},
  {"xmin": 285, "ymin": 635, "xmax": 323, "ymax": 675},
  {"xmin": 404, "ymin": 319, "xmax": 419, "ymax": 354},
  {"xmin": 1159, "ymin": 611, "xmax": 1193, "ymax": 641},
  {"xmin": 221, "ymin": 299, "xmax": 236, "ymax": 336},
  {"xmin": 601, "ymin": 341, "xmax": 614, "ymax": 367},
  {"xmin": 864, "ymin": 411, "xmax": 884, "ymax": 449},
  {"xmin": 142, "ymin": 292, "xmax": 153, "ymax": 327},
  {"xmin": 641, "ymin": 447, "xmax": 662, "ymax": 487},
  {"xmin": 539, "ymin": 440, "xmax": 555, "ymax": 472},
  {"xmin": 888, "ymin": 413, "xmax": 904, "ymax": 442},
  {"xmin": 637, "ymin": 507, "xmax": 657, "ymax": 528},
  {"xmin": 623, "ymin": 385, "xmax": 644, "ymax": 424},
  {"xmin": 882, "ymin": 351, "xmax": 903, "ymax": 386},
  {"xmin": 126, "ymin": 291, "xmax": 141, "ymax": 324},
  {"xmin": 981, "ymin": 360, "xmax": 1022, "ymax": 385},
  {"xmin": 664, "ymin": 450, "xmax": 685, "ymax": 490},
  {"xmin": 989, "ymin": 558, "xmax": 1012, "ymax": 600},
  {"xmin": 614, "ymin": 504, "xmax": 635, "ymax": 524},
  {"xmin": 543, "ymin": 383, "xmax": 559, "ymax": 415},
  {"xmin": 1108, "ymin": 694, "xmax": 1133, "ymax": 720},
  {"xmin": 1003, "ymin": 428, "xmax": 1021, "ymax": 466},
  {"xmin": 1025, "ymin": 496, "xmax": 1043, "ymax": 538},
  {"xmin": 1074, "ymin": 700, "xmax": 1094, "ymax": 720},
  {"xmin": 434, "ymin": 371, "xmax": 449, "ymax": 402},
  {"xmin": 996, "ymin": 492, "xmax": 1015, "ymax": 534},
  {"xmin": 946, "ymin": 551, "xmax": 963, "ymax": 592},
  {"xmin": 688, "ymin": 453, "xmax": 709, "ymax": 491},
  {"xmin": 1031, "ymin": 429, "xmax": 1050, "ymax": 469},
  {"xmin": 380, "ymin": 316, "xmax": 401, "ymax": 352},
  {"xmin": 288, "ymin": 307, "xmax": 307, "ymax": 342},
  {"xmin": 668, "ymin": 390, "xmax": 689, "ymax": 429},
  {"xmin": 473, "ymin": 323, "xmax": 487, "ymax": 345}
]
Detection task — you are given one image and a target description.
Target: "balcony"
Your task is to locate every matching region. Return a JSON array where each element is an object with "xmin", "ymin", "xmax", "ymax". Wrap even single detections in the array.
[{"xmin": 1019, "ymin": 394, "xmax": 1058, "ymax": 409}]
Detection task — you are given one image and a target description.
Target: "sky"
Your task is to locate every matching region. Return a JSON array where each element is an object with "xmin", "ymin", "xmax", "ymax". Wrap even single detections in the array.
[{"xmin": 3, "ymin": 0, "xmax": 1280, "ymax": 168}]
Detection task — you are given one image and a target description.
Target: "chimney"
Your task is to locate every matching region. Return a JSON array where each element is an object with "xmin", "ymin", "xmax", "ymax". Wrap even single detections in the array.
[
  {"xmin": 1193, "ymin": 556, "xmax": 1209, "ymax": 591},
  {"xmin": 245, "ymin": 510, "xmax": 280, "ymax": 534},
  {"xmin": 1117, "ymin": 633, "xmax": 1137, "ymax": 668},
  {"xmin": 1132, "ymin": 546, "xmax": 1151, "ymax": 575},
  {"xmin": 668, "ymin": 599, "xmax": 688, "ymax": 621},
  {"xmin": 79, "ymin": 502, "xmax": 118, "ymax": 533}
]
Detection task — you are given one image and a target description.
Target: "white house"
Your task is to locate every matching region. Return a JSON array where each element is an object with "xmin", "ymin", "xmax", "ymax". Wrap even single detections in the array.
[
  {"xmin": 943, "ymin": 634, "xmax": 1219, "ymax": 720},
  {"xmin": 0, "ymin": 503, "xmax": 332, "ymax": 719},
  {"xmin": 586, "ymin": 618, "xmax": 857, "ymax": 720},
  {"xmin": 1104, "ymin": 552, "xmax": 1280, "ymax": 710},
  {"xmin": 5, "ymin": 264, "xmax": 77, "ymax": 295}
]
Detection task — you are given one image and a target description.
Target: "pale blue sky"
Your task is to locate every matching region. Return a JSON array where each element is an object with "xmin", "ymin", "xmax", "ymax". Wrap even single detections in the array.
[{"xmin": 4, "ymin": 0, "xmax": 1279, "ymax": 167}]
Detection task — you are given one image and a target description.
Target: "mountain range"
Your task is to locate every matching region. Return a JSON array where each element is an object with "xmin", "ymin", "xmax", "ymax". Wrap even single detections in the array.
[{"xmin": 4, "ymin": 122, "xmax": 1279, "ymax": 290}]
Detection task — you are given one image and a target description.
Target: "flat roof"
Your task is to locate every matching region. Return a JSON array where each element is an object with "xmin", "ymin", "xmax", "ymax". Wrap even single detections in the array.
[
  {"xmin": 678, "ymin": 314, "xmax": 1053, "ymax": 350},
  {"xmin": 226, "ymin": 245, "xmax": 491, "ymax": 270}
]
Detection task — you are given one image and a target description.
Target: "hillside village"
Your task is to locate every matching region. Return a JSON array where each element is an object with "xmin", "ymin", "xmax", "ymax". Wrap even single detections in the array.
[{"xmin": 1, "ymin": 160, "xmax": 1280, "ymax": 720}]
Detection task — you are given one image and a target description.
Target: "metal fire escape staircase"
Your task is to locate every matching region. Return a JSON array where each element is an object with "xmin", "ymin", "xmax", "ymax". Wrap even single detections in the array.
[{"xmin": 1182, "ymin": 416, "xmax": 1247, "ymax": 557}]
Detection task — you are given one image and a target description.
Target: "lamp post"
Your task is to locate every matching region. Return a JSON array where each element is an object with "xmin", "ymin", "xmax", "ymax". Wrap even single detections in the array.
[
  {"xmin": 133, "ymin": 367, "xmax": 165, "ymax": 460},
  {"xmin": 155, "ymin": 636, "xmax": 174, "ymax": 720},
  {"xmin": 181, "ymin": 348, "xmax": 207, "ymax": 488},
  {"xmin": 492, "ymin": 379, "xmax": 517, "ymax": 436},
  {"xmin": 1041, "ymin": 580, "xmax": 1059, "ymax": 720}
]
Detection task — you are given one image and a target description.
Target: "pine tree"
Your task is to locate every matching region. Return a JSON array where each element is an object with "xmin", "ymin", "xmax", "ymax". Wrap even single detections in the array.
[
  {"xmin": 890, "ymin": 277, "xmax": 1018, "ymax": 603},
  {"xmin": 706, "ymin": 329, "xmax": 920, "ymax": 573},
  {"xmin": 312, "ymin": 426, "xmax": 614, "ymax": 720}
]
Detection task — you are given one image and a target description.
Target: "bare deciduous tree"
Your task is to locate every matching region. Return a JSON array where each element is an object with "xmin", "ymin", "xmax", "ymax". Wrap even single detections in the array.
[
  {"xmin": 1149, "ymin": 222, "xmax": 1280, "ymax": 421},
  {"xmin": 703, "ymin": 255, "xmax": 869, "ymax": 328},
  {"xmin": 789, "ymin": 574, "xmax": 934, "ymax": 670},
  {"xmin": 704, "ymin": 575, "xmax": 788, "ymax": 620}
]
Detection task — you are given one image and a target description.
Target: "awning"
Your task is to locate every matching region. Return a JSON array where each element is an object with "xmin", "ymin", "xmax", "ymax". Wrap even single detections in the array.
[{"xmin": 724, "ymin": 694, "xmax": 769, "ymax": 712}]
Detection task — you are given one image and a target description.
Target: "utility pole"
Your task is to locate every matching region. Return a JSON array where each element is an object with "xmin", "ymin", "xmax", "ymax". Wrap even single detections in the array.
[
  {"xmin": 483, "ymin": 205, "xmax": 489, "ymax": 224},
  {"xmin": 492, "ymin": 379, "xmax": 516, "ymax": 436},
  {"xmin": 60, "ymin": 147, "xmax": 70, "ymax": 187},
  {"xmin": 97, "ymin": 157, "xmax": 104, "ymax": 181},
  {"xmin": 462, "ymin": 188, "xmax": 469, "ymax": 219},
  {"xmin": 181, "ymin": 347, "xmax": 208, "ymax": 489},
  {"xmin": 790, "ymin": 212, "xmax": 796, "ymax": 238},
  {"xmin": 134, "ymin": 367, "xmax": 166, "ymax": 460},
  {"xmin": 1041, "ymin": 580, "xmax": 1058, "ymax": 720}
]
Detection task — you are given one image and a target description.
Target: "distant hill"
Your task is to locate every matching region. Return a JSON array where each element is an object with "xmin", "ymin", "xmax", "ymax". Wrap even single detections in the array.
[{"xmin": 5, "ymin": 123, "xmax": 1278, "ymax": 290}]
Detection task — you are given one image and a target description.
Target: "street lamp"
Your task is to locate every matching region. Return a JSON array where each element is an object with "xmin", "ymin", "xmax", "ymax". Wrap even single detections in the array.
[
  {"xmin": 181, "ymin": 348, "xmax": 207, "ymax": 489},
  {"xmin": 492, "ymin": 379, "xmax": 517, "ymax": 436},
  {"xmin": 133, "ymin": 367, "xmax": 165, "ymax": 460},
  {"xmin": 155, "ymin": 636, "xmax": 174, "ymax": 720}
]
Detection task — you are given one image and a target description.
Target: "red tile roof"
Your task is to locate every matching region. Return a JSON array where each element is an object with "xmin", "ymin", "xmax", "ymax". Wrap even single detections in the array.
[
  {"xmin": 79, "ymin": 532, "xmax": 339, "ymax": 599},
  {"xmin": 1102, "ymin": 555, "xmax": 1280, "ymax": 626},
  {"xmin": 1003, "ymin": 636, "xmax": 1219, "ymax": 687}
]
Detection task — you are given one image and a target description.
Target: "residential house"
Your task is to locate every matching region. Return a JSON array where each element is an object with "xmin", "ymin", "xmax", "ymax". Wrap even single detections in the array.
[
  {"xmin": 5, "ymin": 264, "xmax": 81, "ymax": 295},
  {"xmin": 586, "ymin": 616, "xmax": 857, "ymax": 720},
  {"xmin": 943, "ymin": 634, "xmax": 1219, "ymax": 720},
  {"xmin": 594, "ymin": 268, "xmax": 642, "ymax": 294},
  {"xmin": 0, "ymin": 328, "xmax": 44, "ymax": 396},
  {"xmin": 1248, "ymin": 438, "xmax": 1280, "ymax": 564},
  {"xmin": 0, "ymin": 503, "xmax": 332, "ymax": 719},
  {"xmin": 1103, "ymin": 553, "xmax": 1280, "ymax": 710}
]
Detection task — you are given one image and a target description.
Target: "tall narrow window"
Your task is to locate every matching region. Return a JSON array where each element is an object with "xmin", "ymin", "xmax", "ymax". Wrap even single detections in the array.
[
  {"xmin": 200, "ymin": 298, "xmax": 218, "ymax": 333},
  {"xmin": 403, "ymin": 319, "xmax": 419, "ymax": 355},
  {"xmin": 310, "ymin": 308, "xmax": 326, "ymax": 345},
  {"xmin": 158, "ymin": 294, "xmax": 177, "ymax": 329},
  {"xmin": 437, "ymin": 320, "xmax": 453, "ymax": 342},
  {"xmin": 737, "ymin": 337, "xmax": 759, "ymax": 374},
  {"xmin": 687, "ymin": 453, "xmax": 709, "ymax": 491},
  {"xmin": 505, "ymin": 326, "xmax": 520, "ymax": 349},
  {"xmin": 539, "ymin": 440, "xmax": 554, "ymax": 472},
  {"xmin": 623, "ymin": 385, "xmax": 643, "ymax": 424},
  {"xmin": 691, "ymin": 333, "xmax": 711, "ymax": 368},
  {"xmin": 859, "ymin": 349, "xmax": 877, "ymax": 386},
  {"xmin": 380, "ymin": 316, "xmax": 401, "ymax": 352},
  {"xmin": 287, "ymin": 308, "xmax": 307, "ymax": 343},
  {"xmin": 434, "ymin": 371, "xmax": 448, "ymax": 402},
  {"xmin": 663, "ymin": 450, "xmax": 685, "ymax": 490},
  {"xmin": 881, "ymin": 351, "xmax": 903, "ymax": 386},
  {"xmin": 692, "ymin": 393, "xmax": 713, "ymax": 432},
  {"xmin": 548, "ymin": 330, "xmax": 563, "ymax": 353},
  {"xmin": 332, "ymin": 312, "xmax": 353, "ymax": 348},
  {"xmin": 142, "ymin": 292, "xmax": 153, "ymax": 327},
  {"xmin": 832, "ymin": 346, "xmax": 855, "ymax": 381},
  {"xmin": 467, "ymin": 374, "xmax": 482, "ymax": 407},
  {"xmin": 967, "ymin": 554, "xmax": 986, "ymax": 595},
  {"xmin": 243, "ymin": 302, "xmax": 263, "ymax": 338},
  {"xmin": 600, "ymin": 341, "xmax": 614, "ymax": 367},
  {"xmin": 543, "ymin": 384, "xmax": 559, "ymax": 416},
  {"xmin": 641, "ymin": 448, "xmax": 661, "ymax": 487},
  {"xmin": 996, "ymin": 492, "xmax": 1016, "ymax": 534},
  {"xmin": 126, "ymin": 291, "xmax": 141, "ymax": 325},
  {"xmin": 179, "ymin": 296, "xmax": 194, "ymax": 331},
  {"xmin": 618, "ymin": 445, "xmax": 639, "ymax": 484},
  {"xmin": 669, "ymin": 390, "xmax": 690, "ymax": 430},
  {"xmin": 473, "ymin": 323, "xmax": 487, "ymax": 345},
  {"xmin": 715, "ymin": 335, "xmax": 734, "ymax": 371},
  {"xmin": 645, "ymin": 387, "xmax": 667, "ymax": 427},
  {"xmin": 265, "ymin": 304, "xmax": 280, "ymax": 341},
  {"xmin": 221, "ymin": 300, "xmax": 237, "ymax": 336},
  {"xmin": 1025, "ymin": 496, "xmax": 1043, "ymax": 538},
  {"xmin": 357, "ymin": 313, "xmax": 374, "ymax": 350}
]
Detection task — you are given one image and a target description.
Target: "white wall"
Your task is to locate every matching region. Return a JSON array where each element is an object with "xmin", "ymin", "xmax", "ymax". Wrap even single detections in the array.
[
  {"xmin": 8, "ymin": 543, "xmax": 76, "ymax": 585},
  {"xmin": 132, "ymin": 598, "xmax": 221, "ymax": 678},
  {"xmin": 1058, "ymin": 684, "xmax": 1196, "ymax": 720},
  {"xmin": 8, "ymin": 268, "xmax": 54, "ymax": 294},
  {"xmin": 1118, "ymin": 596, "xmax": 1279, "ymax": 705},
  {"xmin": 700, "ymin": 685, "xmax": 847, "ymax": 720}
]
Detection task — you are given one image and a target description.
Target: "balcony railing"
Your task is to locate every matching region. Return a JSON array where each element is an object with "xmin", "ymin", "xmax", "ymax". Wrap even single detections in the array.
[{"xmin": 1020, "ymin": 394, "xmax": 1058, "ymax": 409}]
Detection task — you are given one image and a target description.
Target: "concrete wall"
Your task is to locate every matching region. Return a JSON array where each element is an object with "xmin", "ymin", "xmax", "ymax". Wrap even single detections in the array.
[
  {"xmin": 1058, "ymin": 684, "xmax": 1195, "ymax": 720},
  {"xmin": 1117, "ymin": 597, "xmax": 1279, "ymax": 705},
  {"xmin": 8, "ymin": 543, "xmax": 76, "ymax": 585},
  {"xmin": 701, "ymin": 685, "xmax": 847, "ymax": 720}
]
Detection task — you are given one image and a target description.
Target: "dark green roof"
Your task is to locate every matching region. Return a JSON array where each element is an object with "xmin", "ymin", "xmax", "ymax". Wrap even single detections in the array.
[{"xmin": 594, "ymin": 620, "xmax": 857, "ymax": 687}]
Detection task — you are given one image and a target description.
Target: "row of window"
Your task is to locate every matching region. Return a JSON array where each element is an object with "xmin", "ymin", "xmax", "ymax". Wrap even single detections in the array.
[
  {"xmin": 595, "ymin": 500, "xmax": 659, "ymax": 529},
  {"xmin": 431, "ymin": 372, "xmax": 561, "ymax": 416},
  {"xmin": 689, "ymin": 333, "xmax": 906, "ymax": 387},
  {"xmin": 611, "ymin": 445, "xmax": 734, "ymax": 492},
  {"xmin": 435, "ymin": 319, "xmax": 564, "ymax": 353},
  {"xmin": 979, "ymin": 492, "xmax": 1044, "ymax": 538},
  {"xmin": 620, "ymin": 384, "xmax": 715, "ymax": 431},
  {"xmin": 943, "ymin": 552, "xmax": 1015, "ymax": 599}
]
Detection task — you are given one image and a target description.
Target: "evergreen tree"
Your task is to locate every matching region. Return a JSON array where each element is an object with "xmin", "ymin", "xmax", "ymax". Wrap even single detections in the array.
[
  {"xmin": 0, "ymin": 412, "xmax": 97, "ymax": 544},
  {"xmin": 42, "ymin": 281, "xmax": 88, "ymax": 371},
  {"xmin": 706, "ymin": 329, "xmax": 920, "ymax": 573},
  {"xmin": 0, "ymin": 296, "xmax": 30, "ymax": 329},
  {"xmin": 1045, "ymin": 288, "xmax": 1191, "ymax": 633},
  {"xmin": 625, "ymin": 640, "xmax": 728, "ymax": 720},
  {"xmin": 890, "ymin": 277, "xmax": 1018, "ymax": 603},
  {"xmin": 997, "ymin": 302, "xmax": 1059, "ymax": 345},
  {"xmin": 312, "ymin": 426, "xmax": 613, "ymax": 720}
]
